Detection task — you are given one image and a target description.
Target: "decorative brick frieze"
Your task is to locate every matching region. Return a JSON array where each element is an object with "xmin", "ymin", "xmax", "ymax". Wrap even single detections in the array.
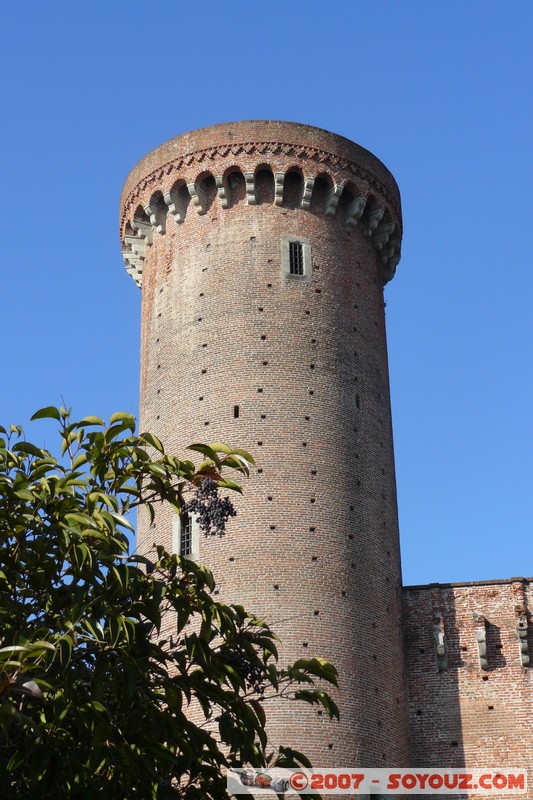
[{"xmin": 120, "ymin": 122, "xmax": 403, "ymax": 289}]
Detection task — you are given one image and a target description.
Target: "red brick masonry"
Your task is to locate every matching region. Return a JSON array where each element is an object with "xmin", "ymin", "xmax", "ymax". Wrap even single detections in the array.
[
  {"xmin": 121, "ymin": 123, "xmax": 531, "ymax": 795},
  {"xmin": 403, "ymin": 577, "xmax": 533, "ymax": 799},
  {"xmin": 121, "ymin": 121, "xmax": 408, "ymax": 770}
]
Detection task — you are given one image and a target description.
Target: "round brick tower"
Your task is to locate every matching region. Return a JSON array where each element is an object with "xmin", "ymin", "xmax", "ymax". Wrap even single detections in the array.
[{"xmin": 120, "ymin": 121, "xmax": 409, "ymax": 770}]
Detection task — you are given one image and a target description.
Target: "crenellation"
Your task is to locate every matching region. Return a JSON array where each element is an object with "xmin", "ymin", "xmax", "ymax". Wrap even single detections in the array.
[
  {"xmin": 273, "ymin": 171, "xmax": 284, "ymax": 206},
  {"xmin": 301, "ymin": 176, "xmax": 315, "ymax": 210},
  {"xmin": 121, "ymin": 131, "xmax": 402, "ymax": 287},
  {"xmin": 404, "ymin": 578, "xmax": 533, "ymax": 793},
  {"xmin": 144, "ymin": 198, "xmax": 167, "ymax": 234},
  {"xmin": 125, "ymin": 175, "xmax": 399, "ymax": 284},
  {"xmin": 244, "ymin": 172, "xmax": 257, "ymax": 205},
  {"xmin": 361, "ymin": 207, "xmax": 385, "ymax": 237},
  {"xmin": 516, "ymin": 610, "xmax": 529, "ymax": 667},
  {"xmin": 187, "ymin": 182, "xmax": 207, "ymax": 215},
  {"xmin": 433, "ymin": 612, "xmax": 448, "ymax": 672},
  {"xmin": 346, "ymin": 195, "xmax": 367, "ymax": 227},
  {"xmin": 131, "ymin": 218, "xmax": 153, "ymax": 242},
  {"xmin": 324, "ymin": 183, "xmax": 343, "ymax": 216},
  {"xmin": 373, "ymin": 221, "xmax": 396, "ymax": 250},
  {"xmin": 214, "ymin": 176, "xmax": 229, "ymax": 208},
  {"xmin": 163, "ymin": 189, "xmax": 187, "ymax": 222},
  {"xmin": 474, "ymin": 613, "xmax": 489, "ymax": 671}
]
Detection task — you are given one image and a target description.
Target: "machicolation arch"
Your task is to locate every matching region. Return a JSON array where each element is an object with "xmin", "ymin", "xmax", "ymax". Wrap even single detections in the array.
[{"xmin": 121, "ymin": 140, "xmax": 402, "ymax": 288}]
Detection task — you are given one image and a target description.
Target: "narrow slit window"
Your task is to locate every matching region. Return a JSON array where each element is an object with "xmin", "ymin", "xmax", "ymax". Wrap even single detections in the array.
[
  {"xmin": 282, "ymin": 235, "xmax": 311, "ymax": 279},
  {"xmin": 234, "ymin": 405, "xmax": 240, "ymax": 418},
  {"xmin": 172, "ymin": 512, "xmax": 199, "ymax": 561},
  {"xmin": 289, "ymin": 241, "xmax": 304, "ymax": 275},
  {"xmin": 180, "ymin": 513, "xmax": 193, "ymax": 557}
]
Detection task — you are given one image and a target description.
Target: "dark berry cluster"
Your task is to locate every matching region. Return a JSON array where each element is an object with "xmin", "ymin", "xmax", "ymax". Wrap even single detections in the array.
[
  {"xmin": 225, "ymin": 647, "xmax": 267, "ymax": 695},
  {"xmin": 184, "ymin": 478, "xmax": 237, "ymax": 537}
]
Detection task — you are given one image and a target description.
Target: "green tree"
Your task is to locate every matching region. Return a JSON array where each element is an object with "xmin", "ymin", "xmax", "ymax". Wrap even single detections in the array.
[{"xmin": 0, "ymin": 407, "xmax": 337, "ymax": 798}]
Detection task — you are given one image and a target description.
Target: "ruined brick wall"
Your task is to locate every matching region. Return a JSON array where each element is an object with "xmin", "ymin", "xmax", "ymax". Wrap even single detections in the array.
[
  {"xmin": 403, "ymin": 578, "xmax": 533, "ymax": 798},
  {"xmin": 120, "ymin": 121, "xmax": 409, "ymax": 768}
]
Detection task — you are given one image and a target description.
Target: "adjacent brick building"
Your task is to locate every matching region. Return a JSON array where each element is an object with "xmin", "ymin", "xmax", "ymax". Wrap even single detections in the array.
[
  {"xmin": 120, "ymin": 121, "xmax": 532, "ymax": 797},
  {"xmin": 403, "ymin": 577, "xmax": 532, "ymax": 791}
]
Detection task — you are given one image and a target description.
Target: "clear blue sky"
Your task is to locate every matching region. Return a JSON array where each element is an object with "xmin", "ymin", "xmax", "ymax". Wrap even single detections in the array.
[{"xmin": 2, "ymin": 2, "xmax": 531, "ymax": 585}]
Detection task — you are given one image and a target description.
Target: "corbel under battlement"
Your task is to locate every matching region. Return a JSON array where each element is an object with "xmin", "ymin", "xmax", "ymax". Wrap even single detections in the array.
[{"xmin": 121, "ymin": 165, "xmax": 401, "ymax": 289}]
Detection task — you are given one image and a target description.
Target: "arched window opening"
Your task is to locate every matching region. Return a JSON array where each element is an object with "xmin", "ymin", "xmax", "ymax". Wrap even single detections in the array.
[
  {"xmin": 227, "ymin": 170, "xmax": 246, "ymax": 206},
  {"xmin": 145, "ymin": 191, "xmax": 168, "ymax": 233},
  {"xmin": 283, "ymin": 170, "xmax": 304, "ymax": 209},
  {"xmin": 148, "ymin": 190, "xmax": 167, "ymax": 214},
  {"xmin": 163, "ymin": 181, "xmax": 191, "ymax": 224},
  {"xmin": 133, "ymin": 205, "xmax": 150, "ymax": 225},
  {"xmin": 199, "ymin": 174, "xmax": 217, "ymax": 214},
  {"xmin": 360, "ymin": 194, "xmax": 384, "ymax": 237},
  {"xmin": 337, "ymin": 185, "xmax": 355, "ymax": 221},
  {"xmin": 255, "ymin": 167, "xmax": 275, "ymax": 204},
  {"xmin": 310, "ymin": 175, "xmax": 332, "ymax": 214}
]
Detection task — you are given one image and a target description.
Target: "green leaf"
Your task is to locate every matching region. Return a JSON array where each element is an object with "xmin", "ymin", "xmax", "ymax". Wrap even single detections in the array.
[
  {"xmin": 0, "ymin": 406, "xmax": 335, "ymax": 791},
  {"xmin": 108, "ymin": 511, "xmax": 134, "ymax": 532},
  {"xmin": 7, "ymin": 749, "xmax": 26, "ymax": 773},
  {"xmin": 291, "ymin": 657, "xmax": 338, "ymax": 686},
  {"xmin": 250, "ymin": 698, "xmax": 266, "ymax": 728},
  {"xmin": 187, "ymin": 444, "xmax": 222, "ymax": 467},
  {"xmin": 80, "ymin": 618, "xmax": 105, "ymax": 643},
  {"xmin": 64, "ymin": 512, "xmax": 100, "ymax": 530},
  {"xmin": 0, "ymin": 645, "xmax": 29, "ymax": 655},
  {"xmin": 276, "ymin": 746, "xmax": 314, "ymax": 768},
  {"xmin": 72, "ymin": 452, "xmax": 89, "ymax": 469},
  {"xmin": 109, "ymin": 411, "xmax": 136, "ymax": 427},
  {"xmin": 140, "ymin": 432, "xmax": 165, "ymax": 452},
  {"xmin": 73, "ymin": 543, "xmax": 92, "ymax": 571},
  {"xmin": 215, "ymin": 478, "xmax": 243, "ymax": 494},
  {"xmin": 205, "ymin": 442, "xmax": 234, "ymax": 454},
  {"xmin": 294, "ymin": 690, "xmax": 340, "ymax": 720},
  {"xmin": 211, "ymin": 443, "xmax": 256, "ymax": 465},
  {"xmin": 27, "ymin": 640, "xmax": 56, "ymax": 652},
  {"xmin": 12, "ymin": 441, "xmax": 45, "ymax": 457},
  {"xmin": 14, "ymin": 488, "xmax": 35, "ymax": 501},
  {"xmin": 146, "ymin": 462, "xmax": 168, "ymax": 478},
  {"xmin": 57, "ymin": 636, "xmax": 73, "ymax": 668},
  {"xmin": 103, "ymin": 423, "xmax": 135, "ymax": 444},
  {"xmin": 31, "ymin": 405, "xmax": 61, "ymax": 421},
  {"xmin": 78, "ymin": 416, "xmax": 105, "ymax": 426},
  {"xmin": 61, "ymin": 431, "xmax": 76, "ymax": 455},
  {"xmin": 194, "ymin": 458, "xmax": 219, "ymax": 474},
  {"xmin": 216, "ymin": 455, "xmax": 246, "ymax": 471}
]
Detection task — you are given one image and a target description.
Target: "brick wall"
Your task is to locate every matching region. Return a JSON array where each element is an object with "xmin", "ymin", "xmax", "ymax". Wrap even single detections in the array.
[
  {"xmin": 403, "ymin": 578, "xmax": 533, "ymax": 799},
  {"xmin": 121, "ymin": 120, "xmax": 409, "ymax": 769}
]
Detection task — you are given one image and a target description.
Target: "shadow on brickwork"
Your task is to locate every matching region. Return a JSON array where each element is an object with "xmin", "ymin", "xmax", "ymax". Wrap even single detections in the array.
[{"xmin": 402, "ymin": 586, "xmax": 467, "ymax": 800}]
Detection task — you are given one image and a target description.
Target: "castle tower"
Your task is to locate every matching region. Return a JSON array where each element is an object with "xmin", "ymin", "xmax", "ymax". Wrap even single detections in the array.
[{"xmin": 120, "ymin": 121, "xmax": 409, "ymax": 769}]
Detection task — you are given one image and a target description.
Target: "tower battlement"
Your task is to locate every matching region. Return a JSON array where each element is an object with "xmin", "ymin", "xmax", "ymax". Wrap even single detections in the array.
[{"xmin": 120, "ymin": 121, "xmax": 402, "ymax": 288}]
